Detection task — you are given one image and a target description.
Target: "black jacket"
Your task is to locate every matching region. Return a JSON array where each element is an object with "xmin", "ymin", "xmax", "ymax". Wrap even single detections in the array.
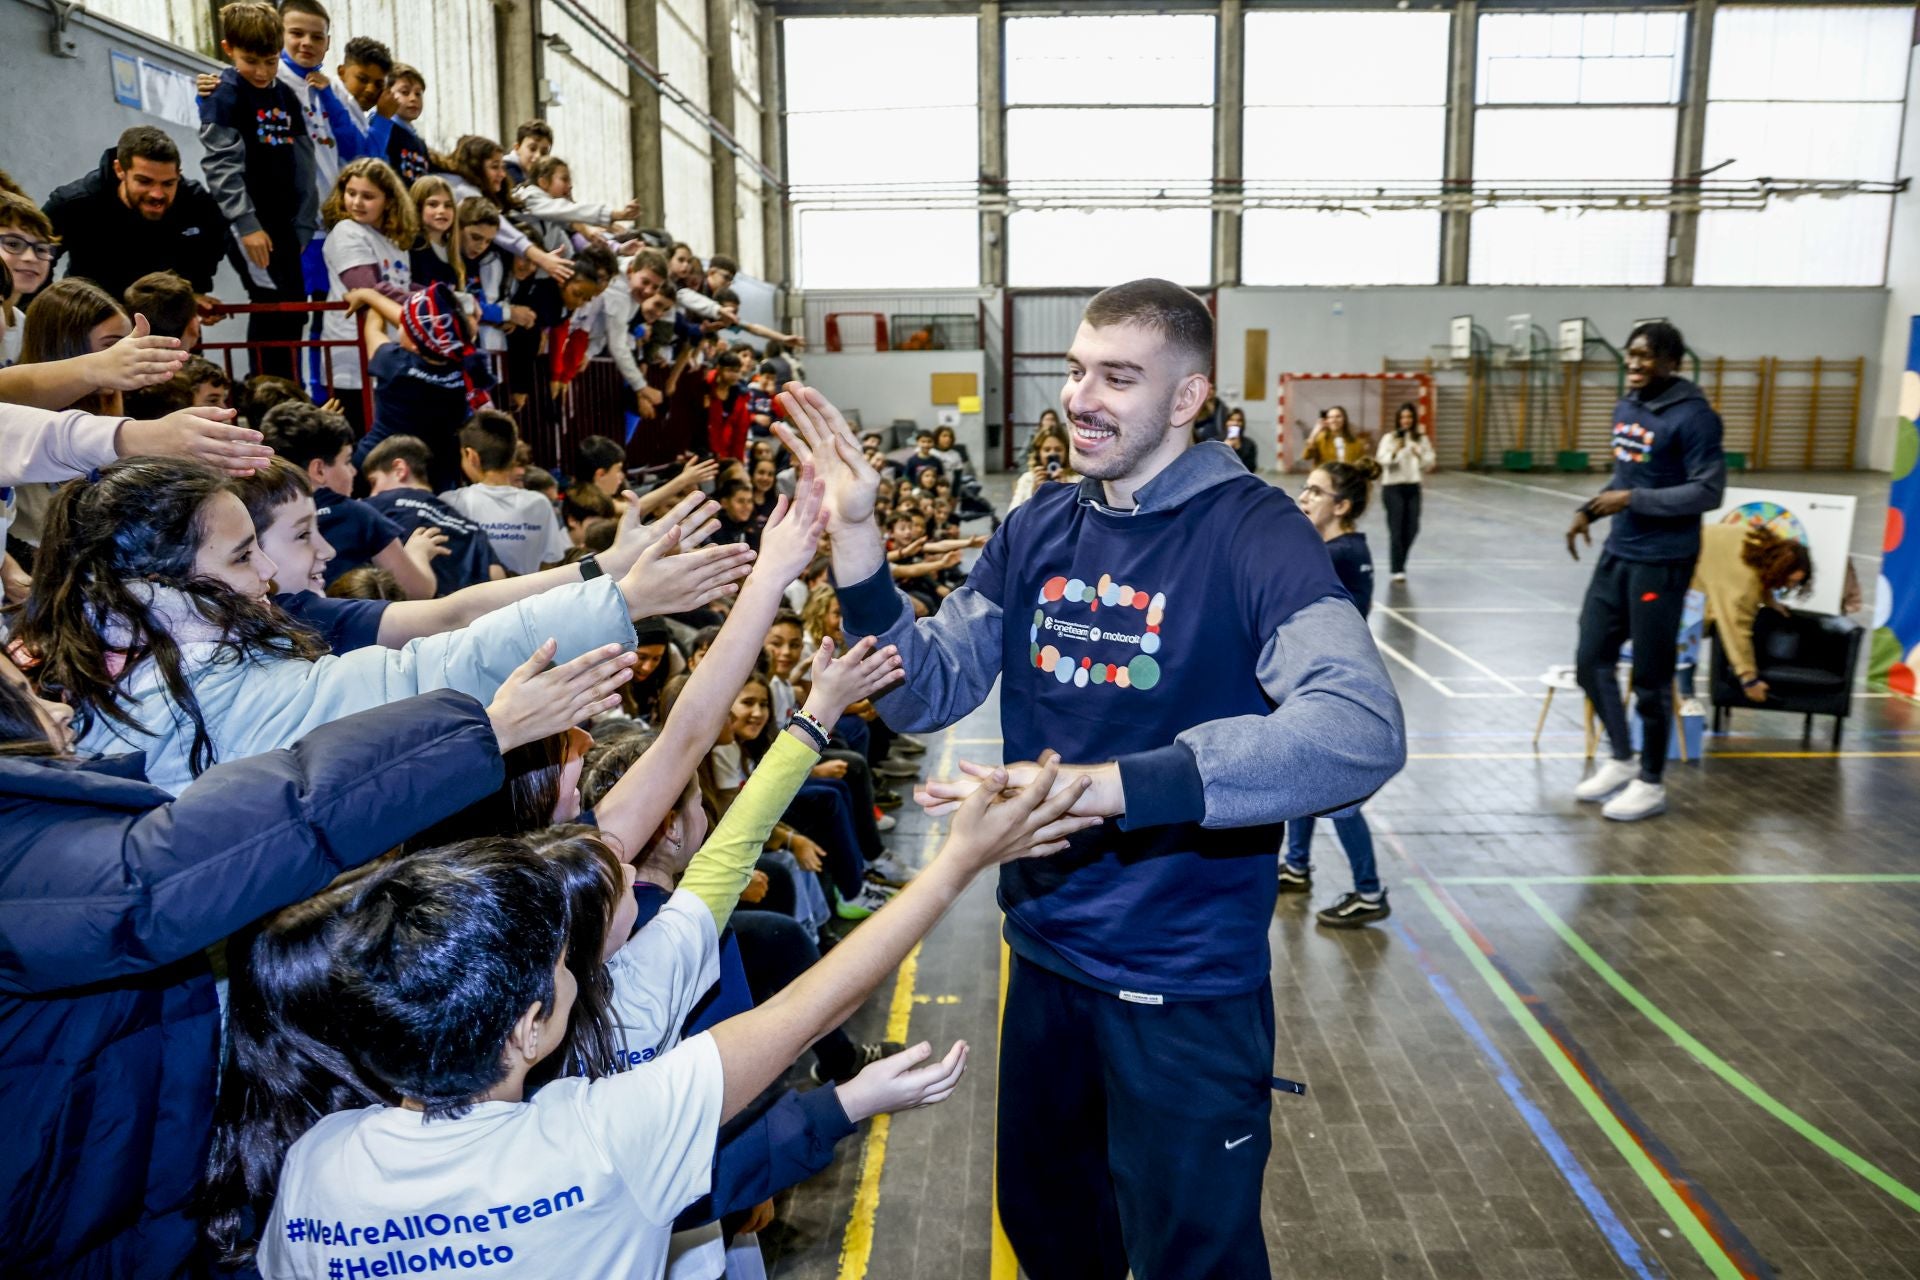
[
  {"xmin": 0, "ymin": 691, "xmax": 506, "ymax": 1278},
  {"xmin": 42, "ymin": 148, "xmax": 230, "ymax": 297}
]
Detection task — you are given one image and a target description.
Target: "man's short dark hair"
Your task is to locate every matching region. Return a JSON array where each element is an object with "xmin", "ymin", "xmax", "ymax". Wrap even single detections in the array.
[
  {"xmin": 716, "ymin": 480, "xmax": 752, "ymax": 503},
  {"xmin": 331, "ymin": 840, "xmax": 567, "ymax": 1118},
  {"xmin": 459, "ymin": 408, "xmax": 519, "ymax": 473},
  {"xmin": 124, "ymin": 271, "xmax": 197, "ymax": 340},
  {"xmin": 916, "ymin": 428, "xmax": 935, "ymax": 441},
  {"xmin": 1082, "ymin": 278, "xmax": 1213, "ymax": 377},
  {"xmin": 1627, "ymin": 320, "xmax": 1687, "ymax": 364},
  {"xmin": 708, "ymin": 254, "xmax": 738, "ymax": 277},
  {"xmin": 714, "ymin": 352, "xmax": 741, "ymax": 372},
  {"xmin": 115, "ymin": 126, "xmax": 180, "ymax": 173},
  {"xmin": 261, "ymin": 400, "xmax": 355, "ymax": 470},
  {"xmin": 575, "ymin": 435, "xmax": 625, "ymax": 480},
  {"xmin": 515, "ymin": 119, "xmax": 554, "ymax": 145},
  {"xmin": 342, "ymin": 35, "xmax": 393, "ymax": 73},
  {"xmin": 363, "ymin": 434, "xmax": 433, "ymax": 478}
]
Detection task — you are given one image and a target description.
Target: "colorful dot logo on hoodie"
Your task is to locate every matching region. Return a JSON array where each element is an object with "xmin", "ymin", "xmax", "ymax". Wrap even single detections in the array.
[{"xmin": 1029, "ymin": 574, "xmax": 1165, "ymax": 691}]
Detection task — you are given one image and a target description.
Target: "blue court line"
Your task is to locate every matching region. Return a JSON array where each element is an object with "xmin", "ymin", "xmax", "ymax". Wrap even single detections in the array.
[{"xmin": 1390, "ymin": 920, "xmax": 1665, "ymax": 1280}]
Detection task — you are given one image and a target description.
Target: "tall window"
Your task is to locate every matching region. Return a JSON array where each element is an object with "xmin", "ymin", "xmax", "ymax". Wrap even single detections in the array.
[
  {"xmin": 1004, "ymin": 14, "xmax": 1214, "ymax": 287},
  {"xmin": 1240, "ymin": 10, "xmax": 1450, "ymax": 286},
  {"xmin": 1470, "ymin": 12, "xmax": 1686, "ymax": 285},
  {"xmin": 1695, "ymin": 4, "xmax": 1911, "ymax": 287},
  {"xmin": 784, "ymin": 17, "xmax": 979, "ymax": 289}
]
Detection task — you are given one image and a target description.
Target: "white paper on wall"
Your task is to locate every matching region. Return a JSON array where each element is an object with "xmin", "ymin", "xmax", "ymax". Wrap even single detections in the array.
[{"xmin": 138, "ymin": 58, "xmax": 200, "ymax": 130}]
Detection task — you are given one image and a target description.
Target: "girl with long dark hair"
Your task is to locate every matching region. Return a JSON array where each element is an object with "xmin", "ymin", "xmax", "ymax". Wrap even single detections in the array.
[
  {"xmin": 1282, "ymin": 456, "xmax": 1391, "ymax": 928},
  {"xmin": 1376, "ymin": 401, "xmax": 1435, "ymax": 582},
  {"xmin": 11, "ymin": 457, "xmax": 749, "ymax": 794}
]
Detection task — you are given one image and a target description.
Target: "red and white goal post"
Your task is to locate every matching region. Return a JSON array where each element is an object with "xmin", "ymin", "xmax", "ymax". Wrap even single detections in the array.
[{"xmin": 1274, "ymin": 372, "xmax": 1436, "ymax": 474}]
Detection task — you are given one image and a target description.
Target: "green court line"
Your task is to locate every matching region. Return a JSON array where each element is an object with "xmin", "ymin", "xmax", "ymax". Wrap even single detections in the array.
[
  {"xmin": 1442, "ymin": 874, "xmax": 1920, "ymax": 886},
  {"xmin": 1409, "ymin": 879, "xmax": 1745, "ymax": 1279},
  {"xmin": 1513, "ymin": 884, "xmax": 1920, "ymax": 1215}
]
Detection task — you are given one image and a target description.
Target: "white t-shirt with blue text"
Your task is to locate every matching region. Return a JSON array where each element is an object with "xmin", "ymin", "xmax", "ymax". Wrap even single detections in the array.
[
  {"xmin": 258, "ymin": 1032, "xmax": 724, "ymax": 1280},
  {"xmin": 439, "ymin": 484, "xmax": 570, "ymax": 577}
]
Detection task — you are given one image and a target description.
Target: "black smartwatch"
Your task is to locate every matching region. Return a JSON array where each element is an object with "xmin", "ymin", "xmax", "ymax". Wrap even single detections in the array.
[{"xmin": 578, "ymin": 554, "xmax": 604, "ymax": 581}]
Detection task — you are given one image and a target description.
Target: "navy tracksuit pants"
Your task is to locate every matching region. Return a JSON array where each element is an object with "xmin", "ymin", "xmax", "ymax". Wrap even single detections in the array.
[{"xmin": 996, "ymin": 954, "xmax": 1277, "ymax": 1279}]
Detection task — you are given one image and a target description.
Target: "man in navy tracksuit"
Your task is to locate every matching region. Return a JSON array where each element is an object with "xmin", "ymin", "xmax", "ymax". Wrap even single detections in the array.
[
  {"xmin": 788, "ymin": 279, "xmax": 1406, "ymax": 1279},
  {"xmin": 1567, "ymin": 320, "xmax": 1726, "ymax": 821}
]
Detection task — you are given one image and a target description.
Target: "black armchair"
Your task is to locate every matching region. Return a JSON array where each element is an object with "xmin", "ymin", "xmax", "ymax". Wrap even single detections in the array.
[{"xmin": 1708, "ymin": 608, "xmax": 1865, "ymax": 747}]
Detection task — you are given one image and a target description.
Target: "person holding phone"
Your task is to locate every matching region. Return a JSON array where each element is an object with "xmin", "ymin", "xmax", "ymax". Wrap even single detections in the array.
[
  {"xmin": 1009, "ymin": 413, "xmax": 1074, "ymax": 511},
  {"xmin": 1223, "ymin": 406, "xmax": 1257, "ymax": 471}
]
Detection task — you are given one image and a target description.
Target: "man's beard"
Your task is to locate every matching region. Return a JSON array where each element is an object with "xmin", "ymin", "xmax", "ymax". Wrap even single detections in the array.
[{"xmin": 1066, "ymin": 385, "xmax": 1180, "ymax": 481}]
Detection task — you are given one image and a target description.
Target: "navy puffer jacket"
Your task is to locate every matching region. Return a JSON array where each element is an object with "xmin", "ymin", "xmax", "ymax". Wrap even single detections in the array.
[{"xmin": 0, "ymin": 691, "xmax": 506, "ymax": 1278}]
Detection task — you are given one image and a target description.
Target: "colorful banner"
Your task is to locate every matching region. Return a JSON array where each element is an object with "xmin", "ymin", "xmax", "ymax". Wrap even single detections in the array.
[{"xmin": 1871, "ymin": 317, "xmax": 1920, "ymax": 694}]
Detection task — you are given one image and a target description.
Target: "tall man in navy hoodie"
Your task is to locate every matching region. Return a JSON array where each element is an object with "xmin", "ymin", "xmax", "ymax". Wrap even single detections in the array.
[
  {"xmin": 781, "ymin": 279, "xmax": 1406, "ymax": 1280},
  {"xmin": 1566, "ymin": 320, "xmax": 1725, "ymax": 822}
]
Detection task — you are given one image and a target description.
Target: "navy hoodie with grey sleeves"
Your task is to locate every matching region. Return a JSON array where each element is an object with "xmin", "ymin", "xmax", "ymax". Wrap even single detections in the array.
[
  {"xmin": 836, "ymin": 442, "xmax": 1406, "ymax": 1000},
  {"xmin": 1597, "ymin": 377, "xmax": 1726, "ymax": 563}
]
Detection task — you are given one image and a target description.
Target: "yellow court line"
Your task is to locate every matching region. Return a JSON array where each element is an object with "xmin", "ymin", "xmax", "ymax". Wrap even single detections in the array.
[
  {"xmin": 990, "ymin": 937, "xmax": 1018, "ymax": 1280},
  {"xmin": 834, "ymin": 942, "xmax": 922, "ymax": 1280},
  {"xmin": 834, "ymin": 739, "xmax": 955, "ymax": 1280}
]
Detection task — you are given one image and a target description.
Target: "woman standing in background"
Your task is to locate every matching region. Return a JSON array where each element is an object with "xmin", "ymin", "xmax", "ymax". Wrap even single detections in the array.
[{"xmin": 1377, "ymin": 402, "xmax": 1434, "ymax": 583}]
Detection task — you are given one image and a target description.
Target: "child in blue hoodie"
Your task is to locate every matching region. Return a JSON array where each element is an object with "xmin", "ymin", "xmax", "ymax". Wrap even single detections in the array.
[{"xmin": 1566, "ymin": 320, "xmax": 1726, "ymax": 823}]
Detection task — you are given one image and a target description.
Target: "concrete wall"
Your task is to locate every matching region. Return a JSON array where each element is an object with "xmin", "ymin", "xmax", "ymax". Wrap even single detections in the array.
[
  {"xmin": 1216, "ymin": 285, "xmax": 1891, "ymax": 467},
  {"xmin": 801, "ymin": 349, "xmax": 989, "ymax": 465}
]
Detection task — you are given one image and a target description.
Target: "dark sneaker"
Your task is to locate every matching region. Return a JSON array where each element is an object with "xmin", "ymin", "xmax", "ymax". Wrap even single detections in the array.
[
  {"xmin": 892, "ymin": 735, "xmax": 928, "ymax": 756},
  {"xmin": 812, "ymin": 1040, "xmax": 907, "ymax": 1086},
  {"xmin": 874, "ymin": 757, "xmax": 920, "ymax": 779},
  {"xmin": 874, "ymin": 790, "xmax": 904, "ymax": 812},
  {"xmin": 1317, "ymin": 891, "xmax": 1391, "ymax": 929},
  {"xmin": 1277, "ymin": 864, "xmax": 1312, "ymax": 894}
]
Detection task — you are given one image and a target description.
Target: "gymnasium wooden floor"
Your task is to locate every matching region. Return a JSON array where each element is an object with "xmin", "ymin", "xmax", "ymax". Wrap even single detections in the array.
[{"xmin": 758, "ymin": 467, "xmax": 1919, "ymax": 1280}]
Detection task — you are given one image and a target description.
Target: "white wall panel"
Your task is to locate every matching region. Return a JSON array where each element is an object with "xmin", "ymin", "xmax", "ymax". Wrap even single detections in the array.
[
  {"xmin": 665, "ymin": 127, "xmax": 717, "ymax": 254},
  {"xmin": 540, "ymin": 0, "xmax": 634, "ymax": 211},
  {"xmin": 86, "ymin": 0, "xmax": 210, "ymax": 51}
]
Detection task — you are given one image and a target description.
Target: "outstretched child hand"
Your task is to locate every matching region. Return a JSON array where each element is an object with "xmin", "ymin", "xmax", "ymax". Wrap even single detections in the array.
[
  {"xmin": 799, "ymin": 635, "xmax": 903, "ymax": 728},
  {"xmin": 836, "ymin": 1041, "xmax": 970, "ymax": 1123},
  {"xmin": 485, "ymin": 640, "xmax": 637, "ymax": 752}
]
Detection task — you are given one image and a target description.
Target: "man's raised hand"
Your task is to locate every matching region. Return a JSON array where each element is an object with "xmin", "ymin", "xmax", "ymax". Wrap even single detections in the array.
[{"xmin": 772, "ymin": 384, "xmax": 879, "ymax": 530}]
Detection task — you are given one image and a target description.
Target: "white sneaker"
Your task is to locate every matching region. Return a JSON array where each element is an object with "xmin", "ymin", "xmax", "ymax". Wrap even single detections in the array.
[
  {"xmin": 874, "ymin": 811, "xmax": 897, "ymax": 833},
  {"xmin": 1603, "ymin": 779, "xmax": 1667, "ymax": 821},
  {"xmin": 1574, "ymin": 757, "xmax": 1639, "ymax": 802},
  {"xmin": 1391, "ymin": 572, "xmax": 1407, "ymax": 583}
]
